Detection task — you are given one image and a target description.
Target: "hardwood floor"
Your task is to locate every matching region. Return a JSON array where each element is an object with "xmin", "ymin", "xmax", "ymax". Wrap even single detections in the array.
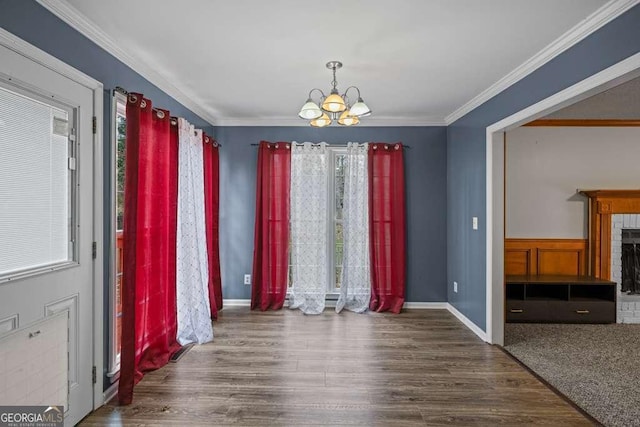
[{"xmin": 83, "ymin": 308, "xmax": 592, "ymax": 426}]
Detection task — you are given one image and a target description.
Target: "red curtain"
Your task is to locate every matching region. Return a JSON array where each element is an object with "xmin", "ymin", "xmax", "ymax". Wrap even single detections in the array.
[
  {"xmin": 119, "ymin": 94, "xmax": 181, "ymax": 405},
  {"xmin": 368, "ymin": 143, "xmax": 406, "ymax": 313},
  {"xmin": 203, "ymin": 133, "xmax": 222, "ymax": 318},
  {"xmin": 251, "ymin": 141, "xmax": 291, "ymax": 310},
  {"xmin": 168, "ymin": 119, "xmax": 179, "ymax": 344}
]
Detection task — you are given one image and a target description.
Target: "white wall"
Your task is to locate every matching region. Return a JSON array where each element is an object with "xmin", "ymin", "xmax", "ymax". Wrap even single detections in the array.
[{"xmin": 506, "ymin": 126, "xmax": 640, "ymax": 238}]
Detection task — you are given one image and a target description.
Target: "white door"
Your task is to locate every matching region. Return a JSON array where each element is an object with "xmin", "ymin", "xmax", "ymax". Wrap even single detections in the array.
[{"xmin": 0, "ymin": 41, "xmax": 95, "ymax": 425}]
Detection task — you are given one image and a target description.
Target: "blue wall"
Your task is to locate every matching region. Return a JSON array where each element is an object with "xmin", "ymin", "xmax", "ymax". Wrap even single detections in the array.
[
  {"xmin": 447, "ymin": 5, "xmax": 640, "ymax": 330},
  {"xmin": 214, "ymin": 126, "xmax": 448, "ymax": 303}
]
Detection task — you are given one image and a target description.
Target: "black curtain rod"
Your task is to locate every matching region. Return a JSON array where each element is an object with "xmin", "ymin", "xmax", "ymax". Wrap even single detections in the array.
[
  {"xmin": 113, "ymin": 87, "xmax": 221, "ymax": 147},
  {"xmin": 250, "ymin": 142, "xmax": 411, "ymax": 149}
]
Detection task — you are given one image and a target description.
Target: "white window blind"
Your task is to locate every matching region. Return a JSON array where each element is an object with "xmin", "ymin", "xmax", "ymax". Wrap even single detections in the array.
[{"xmin": 0, "ymin": 85, "xmax": 72, "ymax": 277}]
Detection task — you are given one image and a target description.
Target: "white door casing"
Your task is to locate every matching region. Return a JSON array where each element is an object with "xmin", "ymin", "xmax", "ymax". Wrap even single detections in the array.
[{"xmin": 0, "ymin": 29, "xmax": 103, "ymax": 425}]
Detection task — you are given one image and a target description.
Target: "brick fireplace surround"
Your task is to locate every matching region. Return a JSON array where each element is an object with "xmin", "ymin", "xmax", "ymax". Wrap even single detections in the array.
[{"xmin": 581, "ymin": 190, "xmax": 640, "ymax": 323}]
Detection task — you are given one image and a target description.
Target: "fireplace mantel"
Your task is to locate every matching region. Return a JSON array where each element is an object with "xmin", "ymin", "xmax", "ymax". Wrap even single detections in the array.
[{"xmin": 579, "ymin": 189, "xmax": 640, "ymax": 279}]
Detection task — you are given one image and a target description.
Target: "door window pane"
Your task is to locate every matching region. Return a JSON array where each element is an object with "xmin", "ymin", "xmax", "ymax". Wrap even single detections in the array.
[{"xmin": 0, "ymin": 85, "xmax": 74, "ymax": 278}]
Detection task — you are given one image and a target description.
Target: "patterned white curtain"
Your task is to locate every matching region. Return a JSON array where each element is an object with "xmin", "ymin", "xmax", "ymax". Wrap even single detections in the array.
[
  {"xmin": 336, "ymin": 143, "xmax": 371, "ymax": 313},
  {"xmin": 176, "ymin": 118, "xmax": 213, "ymax": 345},
  {"xmin": 289, "ymin": 142, "xmax": 329, "ymax": 315}
]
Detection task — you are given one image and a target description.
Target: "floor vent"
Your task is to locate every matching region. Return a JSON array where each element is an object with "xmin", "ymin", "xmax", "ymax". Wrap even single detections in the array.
[{"xmin": 169, "ymin": 343, "xmax": 194, "ymax": 363}]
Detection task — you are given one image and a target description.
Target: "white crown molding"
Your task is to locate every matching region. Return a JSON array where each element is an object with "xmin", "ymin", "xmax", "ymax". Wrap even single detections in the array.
[
  {"xmin": 36, "ymin": 0, "xmax": 218, "ymax": 125},
  {"xmin": 446, "ymin": 303, "xmax": 488, "ymax": 342},
  {"xmin": 445, "ymin": 0, "xmax": 640, "ymax": 125},
  {"xmin": 488, "ymin": 52, "xmax": 640, "ymax": 133},
  {"xmin": 215, "ymin": 116, "xmax": 447, "ymax": 127}
]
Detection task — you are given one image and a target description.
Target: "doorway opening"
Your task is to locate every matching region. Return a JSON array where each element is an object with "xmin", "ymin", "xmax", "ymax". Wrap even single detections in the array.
[{"xmin": 486, "ymin": 52, "xmax": 640, "ymax": 346}]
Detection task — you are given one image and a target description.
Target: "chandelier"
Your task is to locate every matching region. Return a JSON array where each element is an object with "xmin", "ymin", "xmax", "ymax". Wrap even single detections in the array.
[{"xmin": 298, "ymin": 61, "xmax": 371, "ymax": 127}]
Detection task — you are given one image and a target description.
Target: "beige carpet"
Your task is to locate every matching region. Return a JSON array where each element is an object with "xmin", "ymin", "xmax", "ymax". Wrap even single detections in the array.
[{"xmin": 504, "ymin": 323, "xmax": 640, "ymax": 427}]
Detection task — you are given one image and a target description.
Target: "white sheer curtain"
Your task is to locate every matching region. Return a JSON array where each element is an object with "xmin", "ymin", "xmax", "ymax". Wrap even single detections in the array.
[
  {"xmin": 176, "ymin": 118, "xmax": 213, "ymax": 345},
  {"xmin": 336, "ymin": 143, "xmax": 371, "ymax": 313},
  {"xmin": 289, "ymin": 142, "xmax": 329, "ymax": 315}
]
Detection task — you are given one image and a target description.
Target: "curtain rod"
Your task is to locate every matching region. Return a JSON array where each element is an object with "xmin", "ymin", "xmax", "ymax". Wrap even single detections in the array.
[
  {"xmin": 250, "ymin": 142, "xmax": 411, "ymax": 148},
  {"xmin": 113, "ymin": 87, "xmax": 221, "ymax": 147}
]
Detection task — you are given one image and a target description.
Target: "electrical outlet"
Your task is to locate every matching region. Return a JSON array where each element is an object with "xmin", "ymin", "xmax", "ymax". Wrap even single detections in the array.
[
  {"xmin": 472, "ymin": 217, "xmax": 478, "ymax": 230},
  {"xmin": 244, "ymin": 274, "xmax": 251, "ymax": 285},
  {"xmin": 454, "ymin": 281, "xmax": 458, "ymax": 293}
]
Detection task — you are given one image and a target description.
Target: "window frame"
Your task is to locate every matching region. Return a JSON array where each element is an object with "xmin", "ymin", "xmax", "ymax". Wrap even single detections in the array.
[
  {"xmin": 327, "ymin": 147, "xmax": 347, "ymax": 295},
  {"xmin": 0, "ymin": 78, "xmax": 79, "ymax": 283},
  {"xmin": 107, "ymin": 90, "xmax": 126, "ymax": 380}
]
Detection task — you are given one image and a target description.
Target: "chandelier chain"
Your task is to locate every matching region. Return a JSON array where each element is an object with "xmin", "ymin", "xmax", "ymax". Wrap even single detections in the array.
[{"xmin": 331, "ymin": 66, "xmax": 338, "ymax": 93}]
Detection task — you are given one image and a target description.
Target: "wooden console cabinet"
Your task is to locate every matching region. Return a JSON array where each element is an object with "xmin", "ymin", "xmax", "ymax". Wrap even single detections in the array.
[{"xmin": 506, "ymin": 275, "xmax": 616, "ymax": 324}]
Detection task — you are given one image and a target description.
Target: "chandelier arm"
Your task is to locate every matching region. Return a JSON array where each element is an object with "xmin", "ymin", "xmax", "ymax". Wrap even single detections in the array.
[
  {"xmin": 308, "ymin": 88, "xmax": 326, "ymax": 102},
  {"xmin": 343, "ymin": 86, "xmax": 361, "ymax": 99}
]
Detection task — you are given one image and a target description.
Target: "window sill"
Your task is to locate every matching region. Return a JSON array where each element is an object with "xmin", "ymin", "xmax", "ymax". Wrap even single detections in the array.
[{"xmin": 106, "ymin": 367, "xmax": 120, "ymax": 383}]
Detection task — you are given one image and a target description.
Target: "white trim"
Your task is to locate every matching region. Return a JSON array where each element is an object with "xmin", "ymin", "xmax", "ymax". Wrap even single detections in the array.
[
  {"xmin": 92, "ymin": 83, "xmax": 105, "ymax": 409},
  {"xmin": 223, "ymin": 299, "xmax": 451, "ymax": 310},
  {"xmin": 222, "ymin": 299, "xmax": 340, "ymax": 309},
  {"xmin": 485, "ymin": 129, "xmax": 494, "ymax": 345},
  {"xmin": 216, "ymin": 117, "xmax": 448, "ymax": 127},
  {"xmin": 103, "ymin": 381, "xmax": 118, "ymax": 405},
  {"xmin": 445, "ymin": 0, "xmax": 640, "ymax": 125},
  {"xmin": 222, "ymin": 299, "xmax": 251, "ymax": 307},
  {"xmin": 485, "ymin": 52, "xmax": 640, "ymax": 345},
  {"xmin": 403, "ymin": 302, "xmax": 448, "ymax": 309},
  {"xmin": 35, "ymin": 0, "xmax": 218, "ymax": 126},
  {"xmin": 488, "ymin": 53, "xmax": 640, "ymax": 133},
  {"xmin": 106, "ymin": 91, "xmax": 126, "ymax": 386},
  {"xmin": 446, "ymin": 303, "xmax": 489, "ymax": 342}
]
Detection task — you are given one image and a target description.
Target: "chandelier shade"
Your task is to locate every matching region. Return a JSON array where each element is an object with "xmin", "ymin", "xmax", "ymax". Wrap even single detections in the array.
[
  {"xmin": 337, "ymin": 110, "xmax": 359, "ymax": 126},
  {"xmin": 298, "ymin": 99, "xmax": 322, "ymax": 119},
  {"xmin": 310, "ymin": 112, "xmax": 331, "ymax": 128},
  {"xmin": 349, "ymin": 98, "xmax": 371, "ymax": 117},
  {"xmin": 298, "ymin": 61, "xmax": 371, "ymax": 127},
  {"xmin": 322, "ymin": 93, "xmax": 347, "ymax": 113}
]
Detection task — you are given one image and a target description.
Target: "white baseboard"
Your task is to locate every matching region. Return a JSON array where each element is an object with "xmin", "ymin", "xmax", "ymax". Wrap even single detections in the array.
[
  {"xmin": 403, "ymin": 302, "xmax": 448, "ymax": 309},
  {"xmin": 102, "ymin": 381, "xmax": 118, "ymax": 406},
  {"xmin": 223, "ymin": 299, "xmax": 449, "ymax": 309},
  {"xmin": 222, "ymin": 299, "xmax": 339, "ymax": 308},
  {"xmin": 222, "ymin": 299, "xmax": 251, "ymax": 307},
  {"xmin": 446, "ymin": 303, "xmax": 488, "ymax": 342}
]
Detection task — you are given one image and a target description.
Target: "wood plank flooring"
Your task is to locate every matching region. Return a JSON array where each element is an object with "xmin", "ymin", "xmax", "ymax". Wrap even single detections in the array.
[{"xmin": 82, "ymin": 308, "xmax": 592, "ymax": 426}]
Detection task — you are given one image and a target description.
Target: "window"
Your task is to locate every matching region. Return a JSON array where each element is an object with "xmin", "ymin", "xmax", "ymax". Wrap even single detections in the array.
[
  {"xmin": 288, "ymin": 147, "xmax": 346, "ymax": 294},
  {"xmin": 0, "ymin": 82, "xmax": 77, "ymax": 281},
  {"xmin": 330, "ymin": 149, "xmax": 346, "ymax": 292},
  {"xmin": 108, "ymin": 91, "xmax": 126, "ymax": 378}
]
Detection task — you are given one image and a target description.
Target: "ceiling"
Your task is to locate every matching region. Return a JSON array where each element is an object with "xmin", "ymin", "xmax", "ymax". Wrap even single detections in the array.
[
  {"xmin": 545, "ymin": 76, "xmax": 640, "ymax": 119},
  {"xmin": 59, "ymin": 0, "xmax": 613, "ymax": 126}
]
